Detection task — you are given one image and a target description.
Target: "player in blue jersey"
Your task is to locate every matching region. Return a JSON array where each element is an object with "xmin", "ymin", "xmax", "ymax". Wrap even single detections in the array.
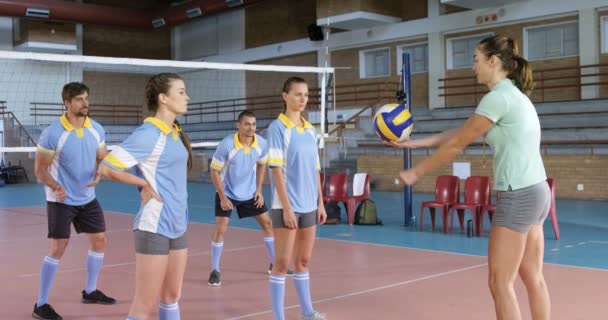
[
  {"xmin": 99, "ymin": 73, "xmax": 192, "ymax": 320},
  {"xmin": 267, "ymin": 77, "xmax": 327, "ymax": 320},
  {"xmin": 207, "ymin": 110, "xmax": 289, "ymax": 286},
  {"xmin": 33, "ymin": 82, "xmax": 115, "ymax": 320}
]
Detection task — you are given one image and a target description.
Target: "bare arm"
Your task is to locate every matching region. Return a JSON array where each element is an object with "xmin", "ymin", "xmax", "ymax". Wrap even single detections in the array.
[
  {"xmin": 317, "ymin": 171, "xmax": 327, "ymax": 224},
  {"xmin": 87, "ymin": 146, "xmax": 108, "ymax": 187},
  {"xmin": 401, "ymin": 115, "xmax": 493, "ymax": 184},
  {"xmin": 255, "ymin": 163, "xmax": 267, "ymax": 192},
  {"xmin": 252, "ymin": 163, "xmax": 267, "ymax": 208},
  {"xmin": 35, "ymin": 153, "xmax": 66, "ymax": 202},
  {"xmin": 210, "ymin": 169, "xmax": 233, "ymax": 210},
  {"xmin": 389, "ymin": 127, "xmax": 461, "ymax": 149},
  {"xmin": 34, "ymin": 153, "xmax": 60, "ymax": 190},
  {"xmin": 98, "ymin": 164, "xmax": 148, "ymax": 189},
  {"xmin": 210, "ymin": 169, "xmax": 226, "ymax": 199}
]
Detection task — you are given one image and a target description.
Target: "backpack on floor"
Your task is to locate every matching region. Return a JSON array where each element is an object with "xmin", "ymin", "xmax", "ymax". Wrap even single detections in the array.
[
  {"xmin": 324, "ymin": 201, "xmax": 342, "ymax": 225},
  {"xmin": 354, "ymin": 200, "xmax": 382, "ymax": 225}
]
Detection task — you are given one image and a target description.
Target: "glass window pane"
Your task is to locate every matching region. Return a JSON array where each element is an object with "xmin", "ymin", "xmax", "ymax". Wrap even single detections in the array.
[
  {"xmin": 364, "ymin": 49, "xmax": 389, "ymax": 77},
  {"xmin": 528, "ymin": 30, "xmax": 545, "ymax": 60}
]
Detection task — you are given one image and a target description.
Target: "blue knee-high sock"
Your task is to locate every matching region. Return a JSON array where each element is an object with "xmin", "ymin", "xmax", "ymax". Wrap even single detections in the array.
[
  {"xmin": 293, "ymin": 272, "xmax": 314, "ymax": 317},
  {"xmin": 86, "ymin": 250, "xmax": 104, "ymax": 294},
  {"xmin": 264, "ymin": 237, "xmax": 275, "ymax": 263},
  {"xmin": 159, "ymin": 302, "xmax": 180, "ymax": 320},
  {"xmin": 269, "ymin": 273, "xmax": 286, "ymax": 320},
  {"xmin": 211, "ymin": 241, "xmax": 223, "ymax": 272},
  {"xmin": 37, "ymin": 256, "xmax": 59, "ymax": 306}
]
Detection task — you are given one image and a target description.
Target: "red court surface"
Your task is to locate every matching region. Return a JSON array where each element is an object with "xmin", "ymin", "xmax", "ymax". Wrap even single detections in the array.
[{"xmin": 1, "ymin": 207, "xmax": 605, "ymax": 319}]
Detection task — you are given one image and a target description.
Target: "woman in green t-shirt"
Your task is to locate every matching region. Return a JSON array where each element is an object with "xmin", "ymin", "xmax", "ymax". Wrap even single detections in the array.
[{"xmin": 389, "ymin": 35, "xmax": 550, "ymax": 320}]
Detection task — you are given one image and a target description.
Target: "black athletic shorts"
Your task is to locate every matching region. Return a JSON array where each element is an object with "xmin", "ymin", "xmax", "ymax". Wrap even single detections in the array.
[
  {"xmin": 47, "ymin": 198, "xmax": 106, "ymax": 239},
  {"xmin": 214, "ymin": 193, "xmax": 268, "ymax": 219}
]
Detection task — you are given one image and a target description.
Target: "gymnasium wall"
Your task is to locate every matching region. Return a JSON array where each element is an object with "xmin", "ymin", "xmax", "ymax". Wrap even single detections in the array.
[
  {"xmin": 358, "ymin": 154, "xmax": 608, "ymax": 200},
  {"xmin": 245, "ymin": 0, "xmax": 316, "ymax": 49},
  {"xmin": 444, "ymin": 15, "xmax": 581, "ymax": 107},
  {"xmin": 83, "ymin": 25, "xmax": 171, "ymax": 59},
  {"xmin": 246, "ymin": 52, "xmax": 318, "ymax": 119},
  {"xmin": 331, "ymin": 38, "xmax": 429, "ymax": 109}
]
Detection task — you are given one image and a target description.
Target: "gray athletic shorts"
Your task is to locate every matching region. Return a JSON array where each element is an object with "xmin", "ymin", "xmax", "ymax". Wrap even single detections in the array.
[
  {"xmin": 492, "ymin": 181, "xmax": 551, "ymax": 233},
  {"xmin": 271, "ymin": 209, "xmax": 317, "ymax": 229},
  {"xmin": 134, "ymin": 230, "xmax": 187, "ymax": 255}
]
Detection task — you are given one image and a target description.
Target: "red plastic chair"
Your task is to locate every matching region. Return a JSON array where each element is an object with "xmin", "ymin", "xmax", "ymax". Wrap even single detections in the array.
[
  {"xmin": 450, "ymin": 176, "xmax": 491, "ymax": 236},
  {"xmin": 419, "ymin": 175, "xmax": 459, "ymax": 233},
  {"xmin": 347, "ymin": 173, "xmax": 371, "ymax": 225},
  {"xmin": 323, "ymin": 173, "xmax": 350, "ymax": 221},
  {"xmin": 546, "ymin": 178, "xmax": 560, "ymax": 240}
]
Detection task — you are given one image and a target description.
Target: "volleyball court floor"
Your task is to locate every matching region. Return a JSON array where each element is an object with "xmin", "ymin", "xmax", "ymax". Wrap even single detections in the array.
[{"xmin": 1, "ymin": 181, "xmax": 607, "ymax": 319}]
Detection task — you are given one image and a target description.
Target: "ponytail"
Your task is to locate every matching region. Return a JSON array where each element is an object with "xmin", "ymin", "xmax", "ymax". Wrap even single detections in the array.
[
  {"xmin": 509, "ymin": 55, "xmax": 534, "ymax": 96},
  {"xmin": 479, "ymin": 35, "xmax": 535, "ymax": 96},
  {"xmin": 174, "ymin": 119, "xmax": 193, "ymax": 171}
]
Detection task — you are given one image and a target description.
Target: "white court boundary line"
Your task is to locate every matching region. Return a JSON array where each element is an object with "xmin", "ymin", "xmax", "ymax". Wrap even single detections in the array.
[
  {"xmin": 18, "ymin": 244, "xmax": 264, "ymax": 278},
  {"xmin": 7, "ymin": 208, "xmax": 608, "ymax": 274},
  {"xmin": 226, "ymin": 263, "xmax": 489, "ymax": 320}
]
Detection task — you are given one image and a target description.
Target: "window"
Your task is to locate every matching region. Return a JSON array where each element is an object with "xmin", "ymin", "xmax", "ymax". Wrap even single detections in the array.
[
  {"xmin": 447, "ymin": 33, "xmax": 492, "ymax": 69},
  {"xmin": 397, "ymin": 43, "xmax": 428, "ymax": 74},
  {"xmin": 602, "ymin": 16, "xmax": 608, "ymax": 53},
  {"xmin": 359, "ymin": 47, "xmax": 390, "ymax": 79},
  {"xmin": 525, "ymin": 22, "xmax": 579, "ymax": 60}
]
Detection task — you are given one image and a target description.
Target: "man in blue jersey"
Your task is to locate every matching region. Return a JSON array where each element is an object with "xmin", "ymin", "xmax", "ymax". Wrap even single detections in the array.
[
  {"xmin": 207, "ymin": 110, "xmax": 287, "ymax": 286},
  {"xmin": 32, "ymin": 82, "xmax": 115, "ymax": 320}
]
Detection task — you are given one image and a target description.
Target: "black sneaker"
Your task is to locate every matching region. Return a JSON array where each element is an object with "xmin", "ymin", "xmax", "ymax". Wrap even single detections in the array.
[
  {"xmin": 208, "ymin": 270, "xmax": 221, "ymax": 286},
  {"xmin": 32, "ymin": 303, "xmax": 62, "ymax": 320},
  {"xmin": 81, "ymin": 289, "xmax": 116, "ymax": 305},
  {"xmin": 268, "ymin": 263, "xmax": 294, "ymax": 276}
]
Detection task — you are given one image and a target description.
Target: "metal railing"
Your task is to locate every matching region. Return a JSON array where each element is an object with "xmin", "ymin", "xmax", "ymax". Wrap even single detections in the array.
[
  {"xmin": 439, "ymin": 63, "xmax": 608, "ymax": 107},
  {"xmin": 30, "ymin": 102, "xmax": 143, "ymax": 125}
]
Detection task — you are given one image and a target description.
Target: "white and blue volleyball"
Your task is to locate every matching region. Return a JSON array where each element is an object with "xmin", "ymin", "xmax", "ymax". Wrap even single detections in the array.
[{"xmin": 373, "ymin": 103, "xmax": 414, "ymax": 142}]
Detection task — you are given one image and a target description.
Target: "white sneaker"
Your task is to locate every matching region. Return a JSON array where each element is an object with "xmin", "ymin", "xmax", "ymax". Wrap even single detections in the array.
[{"xmin": 302, "ymin": 311, "xmax": 326, "ymax": 320}]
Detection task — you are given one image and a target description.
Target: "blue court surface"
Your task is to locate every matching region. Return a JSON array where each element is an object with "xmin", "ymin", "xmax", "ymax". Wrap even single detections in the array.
[{"xmin": 2, "ymin": 181, "xmax": 607, "ymax": 270}]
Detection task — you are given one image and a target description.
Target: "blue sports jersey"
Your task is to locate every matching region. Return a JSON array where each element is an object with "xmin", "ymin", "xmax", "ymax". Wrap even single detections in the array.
[
  {"xmin": 267, "ymin": 113, "xmax": 320, "ymax": 212},
  {"xmin": 103, "ymin": 117, "xmax": 189, "ymax": 239},
  {"xmin": 36, "ymin": 114, "xmax": 105, "ymax": 205},
  {"xmin": 210, "ymin": 133, "xmax": 268, "ymax": 201}
]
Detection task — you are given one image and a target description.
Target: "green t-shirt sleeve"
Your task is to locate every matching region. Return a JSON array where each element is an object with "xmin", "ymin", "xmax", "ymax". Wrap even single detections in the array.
[{"xmin": 475, "ymin": 91, "xmax": 509, "ymax": 123}]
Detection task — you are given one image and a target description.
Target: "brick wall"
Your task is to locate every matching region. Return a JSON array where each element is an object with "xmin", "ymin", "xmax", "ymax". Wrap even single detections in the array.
[
  {"xmin": 83, "ymin": 71, "xmax": 150, "ymax": 119},
  {"xmin": 358, "ymin": 154, "xmax": 608, "ymax": 200},
  {"xmin": 83, "ymin": 25, "xmax": 170, "ymax": 59},
  {"xmin": 245, "ymin": 0, "xmax": 316, "ymax": 48}
]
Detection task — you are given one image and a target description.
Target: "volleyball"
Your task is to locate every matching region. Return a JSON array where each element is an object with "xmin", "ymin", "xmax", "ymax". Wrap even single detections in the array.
[{"xmin": 373, "ymin": 103, "xmax": 414, "ymax": 142}]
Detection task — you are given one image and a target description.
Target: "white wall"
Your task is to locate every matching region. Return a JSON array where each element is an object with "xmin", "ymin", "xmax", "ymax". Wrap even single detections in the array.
[
  {"xmin": 171, "ymin": 9, "xmax": 245, "ymax": 61},
  {"xmin": 0, "ymin": 17, "xmax": 13, "ymax": 51}
]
